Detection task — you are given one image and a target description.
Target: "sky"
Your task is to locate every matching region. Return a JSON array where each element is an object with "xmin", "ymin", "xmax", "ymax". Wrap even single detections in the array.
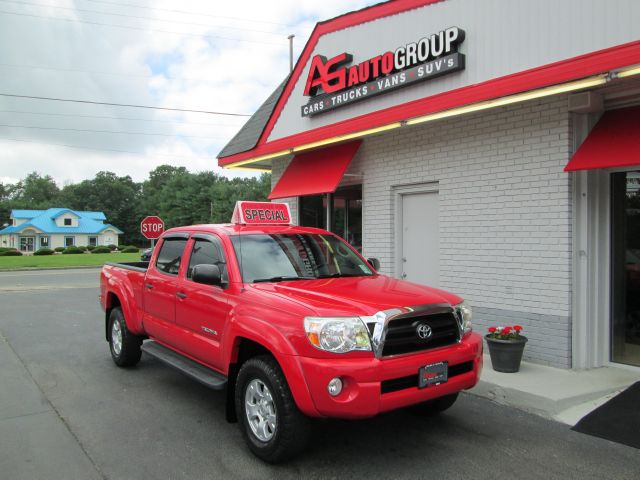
[{"xmin": 0, "ymin": 0, "xmax": 377, "ymax": 185}]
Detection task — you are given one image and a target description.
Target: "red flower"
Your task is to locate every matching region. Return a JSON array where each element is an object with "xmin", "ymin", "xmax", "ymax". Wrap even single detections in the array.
[
  {"xmin": 502, "ymin": 326, "xmax": 512, "ymax": 335},
  {"xmin": 514, "ymin": 325, "xmax": 523, "ymax": 332},
  {"xmin": 488, "ymin": 326, "xmax": 497, "ymax": 333}
]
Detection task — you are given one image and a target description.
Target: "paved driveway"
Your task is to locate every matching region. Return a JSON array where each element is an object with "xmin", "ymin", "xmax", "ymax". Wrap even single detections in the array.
[{"xmin": 0, "ymin": 269, "xmax": 638, "ymax": 479}]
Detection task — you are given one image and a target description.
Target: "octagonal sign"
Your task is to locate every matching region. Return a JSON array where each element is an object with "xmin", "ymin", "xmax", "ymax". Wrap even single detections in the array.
[{"xmin": 140, "ymin": 216, "xmax": 165, "ymax": 240}]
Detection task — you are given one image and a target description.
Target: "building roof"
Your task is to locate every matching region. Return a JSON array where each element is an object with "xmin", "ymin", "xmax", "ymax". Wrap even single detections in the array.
[
  {"xmin": 12, "ymin": 209, "xmax": 106, "ymax": 221},
  {"xmin": 0, "ymin": 208, "xmax": 122, "ymax": 235},
  {"xmin": 218, "ymin": 75, "xmax": 289, "ymax": 158}
]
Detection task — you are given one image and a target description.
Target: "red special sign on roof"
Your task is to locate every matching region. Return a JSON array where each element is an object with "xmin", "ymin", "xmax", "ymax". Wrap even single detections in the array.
[{"xmin": 231, "ymin": 201, "xmax": 292, "ymax": 225}]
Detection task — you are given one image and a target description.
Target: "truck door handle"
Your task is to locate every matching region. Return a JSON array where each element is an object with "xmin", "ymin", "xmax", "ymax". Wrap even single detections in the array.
[
  {"xmin": 176, "ymin": 292, "xmax": 187, "ymax": 299},
  {"xmin": 145, "ymin": 283, "xmax": 154, "ymax": 290}
]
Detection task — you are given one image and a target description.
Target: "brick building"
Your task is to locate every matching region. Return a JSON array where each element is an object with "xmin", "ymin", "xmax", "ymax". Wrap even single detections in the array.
[{"xmin": 218, "ymin": 0, "xmax": 640, "ymax": 370}]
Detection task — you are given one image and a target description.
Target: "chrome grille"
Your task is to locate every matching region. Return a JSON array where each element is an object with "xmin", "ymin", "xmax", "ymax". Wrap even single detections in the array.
[{"xmin": 379, "ymin": 311, "xmax": 460, "ymax": 357}]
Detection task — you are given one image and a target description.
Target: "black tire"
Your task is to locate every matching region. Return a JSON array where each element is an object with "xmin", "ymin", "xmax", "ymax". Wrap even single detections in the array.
[
  {"xmin": 108, "ymin": 307, "xmax": 142, "ymax": 367},
  {"xmin": 235, "ymin": 355, "xmax": 310, "ymax": 463},
  {"xmin": 410, "ymin": 393, "xmax": 459, "ymax": 416}
]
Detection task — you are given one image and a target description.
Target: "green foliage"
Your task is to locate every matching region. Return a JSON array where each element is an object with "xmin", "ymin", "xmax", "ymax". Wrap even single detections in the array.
[
  {"xmin": 77, "ymin": 245, "xmax": 88, "ymax": 252},
  {"xmin": 0, "ymin": 249, "xmax": 22, "ymax": 256},
  {"xmin": 58, "ymin": 171, "xmax": 141, "ymax": 245},
  {"xmin": 62, "ymin": 246, "xmax": 84, "ymax": 254},
  {"xmin": 0, "ymin": 166, "xmax": 272, "ymax": 241},
  {"xmin": 107, "ymin": 244, "xmax": 118, "ymax": 251},
  {"xmin": 86, "ymin": 245, "xmax": 96, "ymax": 251},
  {"xmin": 0, "ymin": 247, "xmax": 16, "ymax": 253},
  {"xmin": 120, "ymin": 246, "xmax": 138, "ymax": 253},
  {"xmin": 34, "ymin": 248, "xmax": 54, "ymax": 256},
  {"xmin": 91, "ymin": 246, "xmax": 111, "ymax": 254},
  {"xmin": 54, "ymin": 247, "xmax": 65, "ymax": 252}
]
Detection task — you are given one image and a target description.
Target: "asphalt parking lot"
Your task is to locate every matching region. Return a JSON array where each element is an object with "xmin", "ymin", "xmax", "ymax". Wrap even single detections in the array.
[{"xmin": 1, "ymin": 269, "xmax": 639, "ymax": 480}]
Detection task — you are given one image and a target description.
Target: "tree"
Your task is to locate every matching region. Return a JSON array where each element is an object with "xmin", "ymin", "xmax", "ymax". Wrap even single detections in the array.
[
  {"xmin": 10, "ymin": 172, "xmax": 60, "ymax": 209},
  {"xmin": 59, "ymin": 172, "xmax": 141, "ymax": 244}
]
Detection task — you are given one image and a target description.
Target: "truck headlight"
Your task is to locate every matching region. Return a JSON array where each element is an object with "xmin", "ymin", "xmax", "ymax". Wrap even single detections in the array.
[
  {"xmin": 304, "ymin": 317, "xmax": 372, "ymax": 353},
  {"xmin": 454, "ymin": 301, "xmax": 472, "ymax": 334}
]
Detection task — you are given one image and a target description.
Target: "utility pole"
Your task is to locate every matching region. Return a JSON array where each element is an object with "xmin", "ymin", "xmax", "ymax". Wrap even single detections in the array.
[{"xmin": 288, "ymin": 34, "xmax": 295, "ymax": 72}]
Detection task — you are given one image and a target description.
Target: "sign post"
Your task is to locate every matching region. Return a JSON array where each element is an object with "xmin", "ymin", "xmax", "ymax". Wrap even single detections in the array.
[{"xmin": 140, "ymin": 216, "xmax": 165, "ymax": 247}]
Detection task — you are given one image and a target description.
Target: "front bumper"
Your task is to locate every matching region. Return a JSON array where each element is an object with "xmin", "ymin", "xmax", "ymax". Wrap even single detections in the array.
[{"xmin": 297, "ymin": 332, "xmax": 483, "ymax": 418}]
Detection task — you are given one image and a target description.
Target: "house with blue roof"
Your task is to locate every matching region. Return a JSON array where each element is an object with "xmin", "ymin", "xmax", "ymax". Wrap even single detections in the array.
[{"xmin": 0, "ymin": 208, "xmax": 123, "ymax": 252}]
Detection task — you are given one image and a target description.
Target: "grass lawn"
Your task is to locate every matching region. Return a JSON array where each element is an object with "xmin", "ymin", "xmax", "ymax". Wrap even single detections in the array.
[{"xmin": 0, "ymin": 252, "xmax": 142, "ymax": 270}]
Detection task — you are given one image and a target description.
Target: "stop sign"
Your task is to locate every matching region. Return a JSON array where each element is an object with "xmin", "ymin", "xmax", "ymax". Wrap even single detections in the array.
[{"xmin": 140, "ymin": 216, "xmax": 165, "ymax": 239}]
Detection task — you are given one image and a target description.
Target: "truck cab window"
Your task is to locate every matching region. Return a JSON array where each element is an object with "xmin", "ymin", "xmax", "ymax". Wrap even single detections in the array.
[
  {"xmin": 155, "ymin": 238, "xmax": 187, "ymax": 275},
  {"xmin": 187, "ymin": 238, "xmax": 228, "ymax": 283}
]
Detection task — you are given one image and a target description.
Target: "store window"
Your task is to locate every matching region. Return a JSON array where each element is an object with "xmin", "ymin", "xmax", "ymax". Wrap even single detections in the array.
[
  {"xmin": 64, "ymin": 236, "xmax": 75, "ymax": 247},
  {"xmin": 611, "ymin": 171, "xmax": 640, "ymax": 367},
  {"xmin": 299, "ymin": 185, "xmax": 363, "ymax": 252},
  {"xmin": 40, "ymin": 236, "xmax": 49, "ymax": 248},
  {"xmin": 88, "ymin": 236, "xmax": 98, "ymax": 247}
]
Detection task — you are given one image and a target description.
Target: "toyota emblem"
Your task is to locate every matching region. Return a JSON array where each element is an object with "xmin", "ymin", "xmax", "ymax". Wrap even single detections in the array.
[{"xmin": 416, "ymin": 323, "xmax": 432, "ymax": 339}]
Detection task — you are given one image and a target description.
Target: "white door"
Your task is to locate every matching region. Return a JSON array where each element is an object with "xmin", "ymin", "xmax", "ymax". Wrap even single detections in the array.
[{"xmin": 400, "ymin": 191, "xmax": 439, "ymax": 287}]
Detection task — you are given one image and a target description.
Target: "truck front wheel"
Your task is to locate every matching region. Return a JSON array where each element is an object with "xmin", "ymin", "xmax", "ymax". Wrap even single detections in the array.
[
  {"xmin": 235, "ymin": 355, "xmax": 310, "ymax": 463},
  {"xmin": 108, "ymin": 307, "xmax": 142, "ymax": 367}
]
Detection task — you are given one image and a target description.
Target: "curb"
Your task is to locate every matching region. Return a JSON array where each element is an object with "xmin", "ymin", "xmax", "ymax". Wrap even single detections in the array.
[{"xmin": 0, "ymin": 266, "xmax": 103, "ymax": 272}]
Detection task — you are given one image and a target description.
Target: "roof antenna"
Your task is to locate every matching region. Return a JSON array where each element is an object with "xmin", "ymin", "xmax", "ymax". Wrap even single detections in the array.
[{"xmin": 288, "ymin": 34, "xmax": 295, "ymax": 73}]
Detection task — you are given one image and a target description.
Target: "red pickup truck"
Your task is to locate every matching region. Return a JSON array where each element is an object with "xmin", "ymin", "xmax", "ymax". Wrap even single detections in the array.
[{"xmin": 100, "ymin": 202, "xmax": 482, "ymax": 463}]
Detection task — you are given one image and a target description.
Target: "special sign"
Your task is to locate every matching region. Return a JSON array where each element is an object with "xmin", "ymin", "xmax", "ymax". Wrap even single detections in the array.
[
  {"xmin": 301, "ymin": 27, "xmax": 465, "ymax": 117},
  {"xmin": 231, "ymin": 201, "xmax": 292, "ymax": 225}
]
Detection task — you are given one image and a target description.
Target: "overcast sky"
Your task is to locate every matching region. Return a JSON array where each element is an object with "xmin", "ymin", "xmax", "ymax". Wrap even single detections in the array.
[{"xmin": 0, "ymin": 0, "xmax": 376, "ymax": 185}]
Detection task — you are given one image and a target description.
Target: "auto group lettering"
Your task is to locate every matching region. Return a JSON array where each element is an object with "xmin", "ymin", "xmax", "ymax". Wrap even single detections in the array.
[{"xmin": 301, "ymin": 26, "xmax": 465, "ymax": 117}]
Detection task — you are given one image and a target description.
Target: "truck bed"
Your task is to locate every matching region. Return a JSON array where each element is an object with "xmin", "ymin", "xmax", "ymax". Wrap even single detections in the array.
[{"xmin": 105, "ymin": 261, "xmax": 149, "ymax": 272}]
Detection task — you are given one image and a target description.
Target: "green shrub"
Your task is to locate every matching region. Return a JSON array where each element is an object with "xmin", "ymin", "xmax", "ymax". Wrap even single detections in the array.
[
  {"xmin": 0, "ymin": 247, "xmax": 16, "ymax": 253},
  {"xmin": 77, "ymin": 245, "xmax": 88, "ymax": 252},
  {"xmin": 107, "ymin": 244, "xmax": 118, "ymax": 251},
  {"xmin": 62, "ymin": 246, "xmax": 83, "ymax": 254},
  {"xmin": 54, "ymin": 247, "xmax": 65, "ymax": 252},
  {"xmin": 0, "ymin": 250, "xmax": 22, "ymax": 256},
  {"xmin": 86, "ymin": 245, "xmax": 96, "ymax": 251},
  {"xmin": 34, "ymin": 248, "xmax": 54, "ymax": 256},
  {"xmin": 120, "ymin": 246, "xmax": 139, "ymax": 253},
  {"xmin": 91, "ymin": 246, "xmax": 111, "ymax": 254}
]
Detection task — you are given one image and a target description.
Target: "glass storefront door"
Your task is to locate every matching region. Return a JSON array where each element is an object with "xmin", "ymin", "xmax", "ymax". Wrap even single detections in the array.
[
  {"xmin": 611, "ymin": 171, "xmax": 640, "ymax": 367},
  {"xmin": 299, "ymin": 185, "xmax": 363, "ymax": 252},
  {"xmin": 19, "ymin": 236, "xmax": 35, "ymax": 252}
]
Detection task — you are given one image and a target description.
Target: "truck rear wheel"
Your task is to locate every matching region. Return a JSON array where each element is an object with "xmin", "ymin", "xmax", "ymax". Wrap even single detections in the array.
[
  {"xmin": 108, "ymin": 307, "xmax": 142, "ymax": 367},
  {"xmin": 235, "ymin": 355, "xmax": 310, "ymax": 463},
  {"xmin": 410, "ymin": 392, "xmax": 459, "ymax": 416}
]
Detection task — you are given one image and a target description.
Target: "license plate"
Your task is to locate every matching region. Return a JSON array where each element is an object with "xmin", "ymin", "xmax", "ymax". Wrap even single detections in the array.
[{"xmin": 418, "ymin": 361, "xmax": 448, "ymax": 388}]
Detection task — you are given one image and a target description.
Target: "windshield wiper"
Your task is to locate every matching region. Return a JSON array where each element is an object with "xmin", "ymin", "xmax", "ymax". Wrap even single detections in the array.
[
  {"xmin": 315, "ymin": 273, "xmax": 370, "ymax": 278},
  {"xmin": 252, "ymin": 276, "xmax": 313, "ymax": 283}
]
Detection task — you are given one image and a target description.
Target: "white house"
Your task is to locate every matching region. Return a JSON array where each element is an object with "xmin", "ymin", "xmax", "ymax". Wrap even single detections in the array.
[{"xmin": 0, "ymin": 208, "xmax": 123, "ymax": 252}]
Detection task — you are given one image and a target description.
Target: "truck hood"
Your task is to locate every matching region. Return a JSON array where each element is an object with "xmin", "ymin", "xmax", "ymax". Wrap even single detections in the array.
[{"xmin": 249, "ymin": 274, "xmax": 462, "ymax": 317}]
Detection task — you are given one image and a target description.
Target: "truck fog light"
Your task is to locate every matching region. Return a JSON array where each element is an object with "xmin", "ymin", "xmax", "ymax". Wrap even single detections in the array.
[{"xmin": 327, "ymin": 377, "xmax": 343, "ymax": 396}]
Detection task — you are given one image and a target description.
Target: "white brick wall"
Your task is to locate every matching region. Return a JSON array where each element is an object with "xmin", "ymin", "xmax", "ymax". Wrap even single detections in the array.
[{"xmin": 272, "ymin": 95, "xmax": 573, "ymax": 367}]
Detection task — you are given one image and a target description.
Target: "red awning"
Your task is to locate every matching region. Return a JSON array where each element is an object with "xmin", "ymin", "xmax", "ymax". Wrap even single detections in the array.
[
  {"xmin": 268, "ymin": 141, "xmax": 362, "ymax": 199},
  {"xmin": 565, "ymin": 106, "xmax": 640, "ymax": 171}
]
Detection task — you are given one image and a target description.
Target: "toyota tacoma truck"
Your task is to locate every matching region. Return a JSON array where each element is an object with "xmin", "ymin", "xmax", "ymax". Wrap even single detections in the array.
[{"xmin": 100, "ymin": 201, "xmax": 482, "ymax": 463}]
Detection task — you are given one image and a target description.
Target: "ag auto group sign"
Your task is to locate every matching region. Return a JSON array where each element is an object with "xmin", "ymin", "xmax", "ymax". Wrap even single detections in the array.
[{"xmin": 301, "ymin": 27, "xmax": 465, "ymax": 117}]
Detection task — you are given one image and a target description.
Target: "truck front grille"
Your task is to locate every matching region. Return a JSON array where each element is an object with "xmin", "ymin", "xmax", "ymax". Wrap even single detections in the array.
[{"xmin": 381, "ymin": 312, "xmax": 460, "ymax": 357}]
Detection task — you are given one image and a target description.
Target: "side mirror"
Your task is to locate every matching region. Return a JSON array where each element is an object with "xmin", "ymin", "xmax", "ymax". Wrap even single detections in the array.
[
  {"xmin": 367, "ymin": 257, "xmax": 380, "ymax": 271},
  {"xmin": 192, "ymin": 264, "xmax": 222, "ymax": 287}
]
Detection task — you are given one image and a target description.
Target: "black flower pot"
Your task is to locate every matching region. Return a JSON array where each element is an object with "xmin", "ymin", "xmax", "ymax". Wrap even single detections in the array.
[{"xmin": 485, "ymin": 335, "xmax": 528, "ymax": 373}]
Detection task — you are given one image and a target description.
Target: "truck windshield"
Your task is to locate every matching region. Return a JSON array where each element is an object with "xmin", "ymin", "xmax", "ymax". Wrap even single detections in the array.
[{"xmin": 231, "ymin": 233, "xmax": 374, "ymax": 283}]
